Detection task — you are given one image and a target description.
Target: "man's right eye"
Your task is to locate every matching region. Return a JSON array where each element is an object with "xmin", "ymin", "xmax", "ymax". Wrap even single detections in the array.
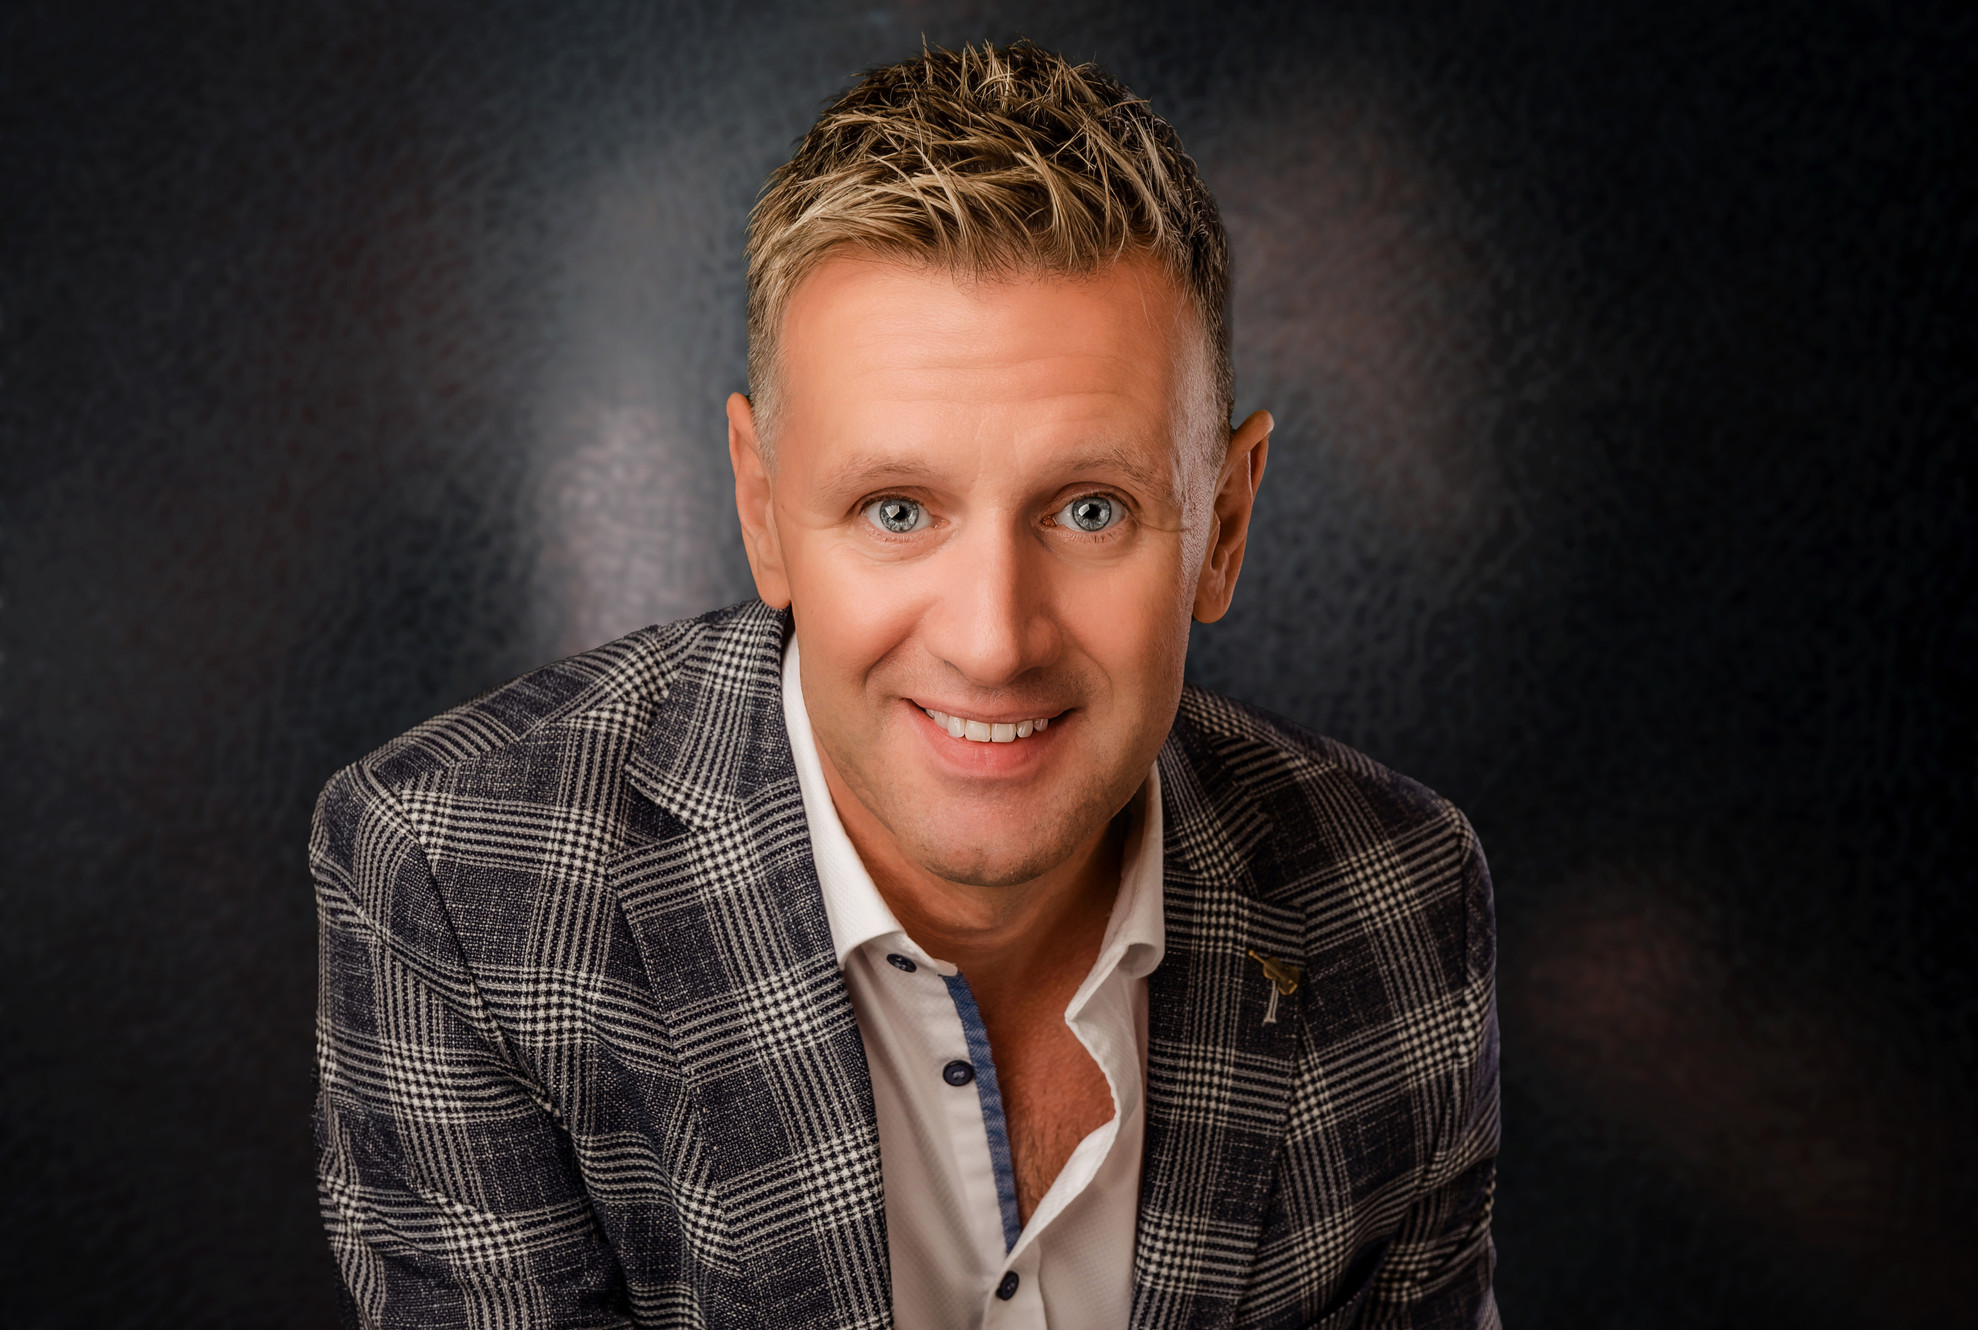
[{"xmin": 863, "ymin": 497, "xmax": 928, "ymax": 534}]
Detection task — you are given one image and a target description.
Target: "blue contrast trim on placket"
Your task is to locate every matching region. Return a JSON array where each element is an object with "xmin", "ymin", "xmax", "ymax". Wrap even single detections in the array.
[{"xmin": 941, "ymin": 972, "xmax": 1023, "ymax": 1252}]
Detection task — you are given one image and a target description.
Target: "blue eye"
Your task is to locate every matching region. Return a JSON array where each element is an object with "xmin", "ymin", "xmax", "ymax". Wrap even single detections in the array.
[
  {"xmin": 1058, "ymin": 495, "xmax": 1121, "ymax": 533},
  {"xmin": 864, "ymin": 496, "xmax": 928, "ymax": 534}
]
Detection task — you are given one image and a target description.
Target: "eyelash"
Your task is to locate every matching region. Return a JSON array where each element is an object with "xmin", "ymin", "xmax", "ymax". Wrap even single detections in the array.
[
  {"xmin": 861, "ymin": 495, "xmax": 933, "ymax": 537},
  {"xmin": 857, "ymin": 492, "xmax": 1133, "ymax": 539},
  {"xmin": 1045, "ymin": 492, "xmax": 1129, "ymax": 535}
]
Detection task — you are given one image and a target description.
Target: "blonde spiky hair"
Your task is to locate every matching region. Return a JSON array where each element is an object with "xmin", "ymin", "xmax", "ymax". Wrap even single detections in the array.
[{"xmin": 745, "ymin": 41, "xmax": 1232, "ymax": 448}]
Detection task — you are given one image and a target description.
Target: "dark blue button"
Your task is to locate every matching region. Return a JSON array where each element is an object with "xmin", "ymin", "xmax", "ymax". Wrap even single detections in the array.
[
  {"xmin": 942, "ymin": 1060, "xmax": 975, "ymax": 1087},
  {"xmin": 886, "ymin": 953, "xmax": 917, "ymax": 973},
  {"xmin": 996, "ymin": 1271, "xmax": 1019, "ymax": 1300}
]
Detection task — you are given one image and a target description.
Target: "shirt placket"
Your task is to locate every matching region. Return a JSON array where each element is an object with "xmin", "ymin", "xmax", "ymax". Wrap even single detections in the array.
[
  {"xmin": 875, "ymin": 938, "xmax": 1014, "ymax": 1299},
  {"xmin": 980, "ymin": 960, "xmax": 1135, "ymax": 1328}
]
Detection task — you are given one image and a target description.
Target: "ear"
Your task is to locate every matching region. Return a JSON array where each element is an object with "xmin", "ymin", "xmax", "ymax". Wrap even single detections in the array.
[
  {"xmin": 1192, "ymin": 409, "xmax": 1272, "ymax": 624},
  {"xmin": 728, "ymin": 392, "xmax": 792, "ymax": 609}
]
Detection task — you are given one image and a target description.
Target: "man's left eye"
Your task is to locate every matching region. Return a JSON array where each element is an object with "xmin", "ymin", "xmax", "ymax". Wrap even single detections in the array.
[
  {"xmin": 1057, "ymin": 495, "xmax": 1122, "ymax": 533},
  {"xmin": 863, "ymin": 496, "xmax": 929, "ymax": 534}
]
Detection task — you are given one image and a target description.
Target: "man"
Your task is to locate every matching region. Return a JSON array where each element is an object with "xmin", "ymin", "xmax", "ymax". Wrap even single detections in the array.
[{"xmin": 313, "ymin": 42, "xmax": 1498, "ymax": 1329}]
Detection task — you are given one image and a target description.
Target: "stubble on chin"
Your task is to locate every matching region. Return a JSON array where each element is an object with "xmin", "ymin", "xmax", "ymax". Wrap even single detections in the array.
[
  {"xmin": 890, "ymin": 782, "xmax": 1125, "ymax": 889},
  {"xmin": 824, "ymin": 730, "xmax": 1129, "ymax": 891}
]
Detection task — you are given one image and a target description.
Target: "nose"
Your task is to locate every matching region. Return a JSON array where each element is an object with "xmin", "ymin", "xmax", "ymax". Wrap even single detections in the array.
[{"xmin": 924, "ymin": 513, "xmax": 1054, "ymax": 690}]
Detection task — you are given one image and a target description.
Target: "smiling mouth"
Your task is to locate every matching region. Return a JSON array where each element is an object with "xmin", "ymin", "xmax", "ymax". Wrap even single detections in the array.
[{"xmin": 921, "ymin": 707, "xmax": 1055, "ymax": 744}]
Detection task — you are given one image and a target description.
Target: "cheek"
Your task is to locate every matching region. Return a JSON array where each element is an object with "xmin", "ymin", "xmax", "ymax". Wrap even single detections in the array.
[
  {"xmin": 784, "ymin": 529, "xmax": 929, "ymax": 694},
  {"xmin": 1053, "ymin": 544, "xmax": 1195, "ymax": 692}
]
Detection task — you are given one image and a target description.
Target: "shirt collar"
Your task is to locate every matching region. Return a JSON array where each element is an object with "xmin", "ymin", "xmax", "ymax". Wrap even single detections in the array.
[
  {"xmin": 780, "ymin": 634, "xmax": 1165, "ymax": 979},
  {"xmin": 1097, "ymin": 760, "xmax": 1166, "ymax": 983}
]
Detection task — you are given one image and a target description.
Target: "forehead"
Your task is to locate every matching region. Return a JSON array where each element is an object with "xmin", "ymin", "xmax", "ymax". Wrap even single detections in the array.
[{"xmin": 773, "ymin": 253, "xmax": 1204, "ymax": 450}]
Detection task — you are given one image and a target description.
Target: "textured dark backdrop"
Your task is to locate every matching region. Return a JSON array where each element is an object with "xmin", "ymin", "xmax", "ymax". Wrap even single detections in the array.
[{"xmin": 2, "ymin": 0, "xmax": 1972, "ymax": 1325}]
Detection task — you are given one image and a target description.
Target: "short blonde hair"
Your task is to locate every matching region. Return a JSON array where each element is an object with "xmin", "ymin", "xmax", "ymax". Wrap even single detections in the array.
[{"xmin": 746, "ymin": 41, "xmax": 1232, "ymax": 445}]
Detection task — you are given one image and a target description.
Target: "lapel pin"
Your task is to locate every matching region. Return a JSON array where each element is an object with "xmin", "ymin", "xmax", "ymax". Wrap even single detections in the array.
[{"xmin": 1246, "ymin": 949, "xmax": 1302, "ymax": 1025}]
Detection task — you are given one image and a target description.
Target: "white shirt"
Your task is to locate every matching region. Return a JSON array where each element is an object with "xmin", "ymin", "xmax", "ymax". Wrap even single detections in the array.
[{"xmin": 781, "ymin": 637, "xmax": 1165, "ymax": 1329}]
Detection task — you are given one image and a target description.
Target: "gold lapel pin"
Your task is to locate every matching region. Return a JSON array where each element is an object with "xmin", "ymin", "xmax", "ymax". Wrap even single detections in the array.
[{"xmin": 1246, "ymin": 949, "xmax": 1302, "ymax": 1025}]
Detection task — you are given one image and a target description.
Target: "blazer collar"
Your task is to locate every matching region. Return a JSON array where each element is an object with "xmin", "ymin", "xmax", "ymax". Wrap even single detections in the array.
[
  {"xmin": 1133, "ymin": 711, "xmax": 1306, "ymax": 1330},
  {"xmin": 611, "ymin": 601, "xmax": 892, "ymax": 1328},
  {"xmin": 622, "ymin": 599, "xmax": 793, "ymax": 831}
]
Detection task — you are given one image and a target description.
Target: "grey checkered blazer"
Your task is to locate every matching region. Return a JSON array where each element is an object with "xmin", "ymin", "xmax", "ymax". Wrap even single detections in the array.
[{"xmin": 313, "ymin": 600, "xmax": 1499, "ymax": 1329}]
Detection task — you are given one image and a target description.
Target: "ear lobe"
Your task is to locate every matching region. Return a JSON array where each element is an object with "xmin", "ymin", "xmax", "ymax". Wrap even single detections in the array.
[
  {"xmin": 1192, "ymin": 410, "xmax": 1272, "ymax": 624},
  {"xmin": 728, "ymin": 392, "xmax": 792, "ymax": 609}
]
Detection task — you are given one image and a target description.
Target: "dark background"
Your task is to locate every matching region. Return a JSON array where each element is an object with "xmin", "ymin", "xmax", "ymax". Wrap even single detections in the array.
[{"xmin": 2, "ymin": 0, "xmax": 1971, "ymax": 1324}]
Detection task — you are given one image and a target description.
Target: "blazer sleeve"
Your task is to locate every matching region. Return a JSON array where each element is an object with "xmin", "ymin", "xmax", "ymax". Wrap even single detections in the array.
[
  {"xmin": 1357, "ymin": 816, "xmax": 1502, "ymax": 1330},
  {"xmin": 311, "ymin": 762, "xmax": 632, "ymax": 1328}
]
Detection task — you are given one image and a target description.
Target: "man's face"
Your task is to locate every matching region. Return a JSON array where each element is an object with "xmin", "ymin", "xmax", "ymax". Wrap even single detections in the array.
[{"xmin": 730, "ymin": 254, "xmax": 1258, "ymax": 889}]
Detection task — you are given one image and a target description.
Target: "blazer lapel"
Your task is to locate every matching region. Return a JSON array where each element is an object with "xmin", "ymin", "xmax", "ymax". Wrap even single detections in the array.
[
  {"xmin": 608, "ymin": 602, "xmax": 890, "ymax": 1329},
  {"xmin": 1134, "ymin": 719, "xmax": 1306, "ymax": 1330}
]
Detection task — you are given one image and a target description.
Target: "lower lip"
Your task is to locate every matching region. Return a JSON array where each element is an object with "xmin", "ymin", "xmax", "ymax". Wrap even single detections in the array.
[{"xmin": 908, "ymin": 703, "xmax": 1064, "ymax": 778}]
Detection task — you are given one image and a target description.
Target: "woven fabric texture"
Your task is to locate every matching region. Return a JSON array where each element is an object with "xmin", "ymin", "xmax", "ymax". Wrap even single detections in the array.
[{"xmin": 312, "ymin": 598, "xmax": 1499, "ymax": 1328}]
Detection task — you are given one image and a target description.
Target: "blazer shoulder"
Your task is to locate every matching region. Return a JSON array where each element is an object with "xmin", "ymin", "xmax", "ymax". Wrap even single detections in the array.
[
  {"xmin": 1173, "ymin": 684, "xmax": 1486, "ymax": 916},
  {"xmin": 326, "ymin": 601, "xmax": 762, "ymax": 802},
  {"xmin": 1177, "ymin": 685, "xmax": 1466, "ymax": 829}
]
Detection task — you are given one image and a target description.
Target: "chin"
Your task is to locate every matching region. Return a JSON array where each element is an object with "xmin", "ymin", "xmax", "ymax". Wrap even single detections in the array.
[
  {"xmin": 890, "ymin": 793, "xmax": 1107, "ymax": 889},
  {"xmin": 911, "ymin": 843, "xmax": 1073, "ymax": 889}
]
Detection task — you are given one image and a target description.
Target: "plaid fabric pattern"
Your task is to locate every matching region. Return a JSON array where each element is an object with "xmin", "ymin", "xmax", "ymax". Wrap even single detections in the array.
[{"xmin": 313, "ymin": 599, "xmax": 1498, "ymax": 1329}]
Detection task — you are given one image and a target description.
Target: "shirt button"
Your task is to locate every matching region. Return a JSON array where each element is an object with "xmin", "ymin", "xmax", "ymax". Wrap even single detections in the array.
[
  {"xmin": 996, "ymin": 1271, "xmax": 1020, "ymax": 1300},
  {"xmin": 942, "ymin": 1060, "xmax": 975, "ymax": 1086},
  {"xmin": 886, "ymin": 953, "xmax": 917, "ymax": 973}
]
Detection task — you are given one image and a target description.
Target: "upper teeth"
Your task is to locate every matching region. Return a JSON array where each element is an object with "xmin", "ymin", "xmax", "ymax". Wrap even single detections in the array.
[{"xmin": 922, "ymin": 709, "xmax": 1053, "ymax": 743}]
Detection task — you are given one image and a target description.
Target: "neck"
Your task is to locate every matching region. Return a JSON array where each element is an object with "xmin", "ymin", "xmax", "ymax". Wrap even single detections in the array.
[{"xmin": 815, "ymin": 748, "xmax": 1125, "ymax": 998}]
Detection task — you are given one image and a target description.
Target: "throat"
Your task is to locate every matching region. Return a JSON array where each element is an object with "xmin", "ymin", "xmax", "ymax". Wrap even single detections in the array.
[{"xmin": 995, "ymin": 1014, "xmax": 1118, "ymax": 1222}]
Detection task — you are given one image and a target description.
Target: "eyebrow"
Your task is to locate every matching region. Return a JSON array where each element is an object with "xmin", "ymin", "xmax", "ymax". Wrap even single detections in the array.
[
  {"xmin": 820, "ymin": 440, "xmax": 1179, "ymax": 497},
  {"xmin": 821, "ymin": 453, "xmax": 941, "ymax": 493},
  {"xmin": 1054, "ymin": 442, "xmax": 1177, "ymax": 494}
]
